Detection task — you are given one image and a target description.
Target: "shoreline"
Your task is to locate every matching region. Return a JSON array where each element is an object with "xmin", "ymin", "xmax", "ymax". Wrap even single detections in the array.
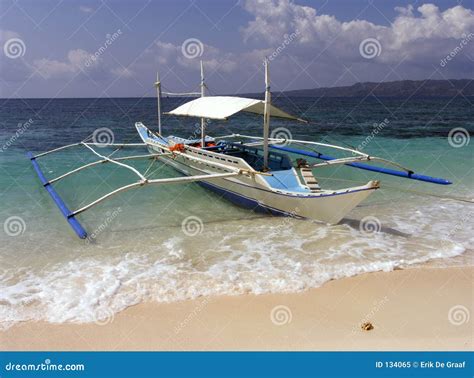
[{"xmin": 1, "ymin": 265, "xmax": 472, "ymax": 351}]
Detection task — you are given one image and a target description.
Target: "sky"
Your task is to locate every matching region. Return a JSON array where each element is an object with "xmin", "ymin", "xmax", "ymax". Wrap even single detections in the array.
[{"xmin": 0, "ymin": 0, "xmax": 473, "ymax": 98}]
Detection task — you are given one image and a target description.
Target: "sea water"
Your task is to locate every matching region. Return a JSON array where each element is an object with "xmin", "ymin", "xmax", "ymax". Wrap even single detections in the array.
[{"xmin": 0, "ymin": 97, "xmax": 472, "ymax": 327}]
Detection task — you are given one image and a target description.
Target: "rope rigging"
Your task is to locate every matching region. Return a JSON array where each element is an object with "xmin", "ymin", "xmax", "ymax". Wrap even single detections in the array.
[{"xmin": 315, "ymin": 176, "xmax": 473, "ymax": 204}]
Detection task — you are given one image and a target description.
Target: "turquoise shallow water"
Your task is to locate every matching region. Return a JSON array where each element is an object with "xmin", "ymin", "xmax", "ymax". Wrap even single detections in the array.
[{"xmin": 0, "ymin": 97, "xmax": 472, "ymax": 326}]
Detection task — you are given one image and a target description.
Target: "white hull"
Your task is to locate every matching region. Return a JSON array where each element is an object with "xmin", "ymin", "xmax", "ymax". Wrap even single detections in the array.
[{"xmin": 140, "ymin": 129, "xmax": 379, "ymax": 224}]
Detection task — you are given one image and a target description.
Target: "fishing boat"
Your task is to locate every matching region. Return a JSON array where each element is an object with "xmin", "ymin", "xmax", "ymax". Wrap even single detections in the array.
[{"xmin": 28, "ymin": 59, "xmax": 452, "ymax": 239}]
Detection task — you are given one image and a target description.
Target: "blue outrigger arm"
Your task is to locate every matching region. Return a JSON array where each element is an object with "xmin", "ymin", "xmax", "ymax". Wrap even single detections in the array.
[
  {"xmin": 27, "ymin": 152, "xmax": 88, "ymax": 239},
  {"xmin": 270, "ymin": 145, "xmax": 452, "ymax": 185}
]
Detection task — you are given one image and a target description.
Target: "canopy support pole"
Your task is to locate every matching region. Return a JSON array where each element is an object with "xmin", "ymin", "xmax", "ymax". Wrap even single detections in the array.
[
  {"xmin": 263, "ymin": 58, "xmax": 271, "ymax": 171},
  {"xmin": 155, "ymin": 70, "xmax": 162, "ymax": 135},
  {"xmin": 200, "ymin": 60, "xmax": 206, "ymax": 148}
]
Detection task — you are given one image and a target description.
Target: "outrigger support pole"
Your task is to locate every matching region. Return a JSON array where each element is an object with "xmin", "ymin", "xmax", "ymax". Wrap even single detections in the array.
[
  {"xmin": 271, "ymin": 145, "xmax": 452, "ymax": 185},
  {"xmin": 215, "ymin": 134, "xmax": 452, "ymax": 185},
  {"xmin": 49, "ymin": 153, "xmax": 172, "ymax": 184},
  {"xmin": 70, "ymin": 171, "xmax": 240, "ymax": 217},
  {"xmin": 27, "ymin": 140, "xmax": 265, "ymax": 238},
  {"xmin": 27, "ymin": 152, "xmax": 88, "ymax": 239}
]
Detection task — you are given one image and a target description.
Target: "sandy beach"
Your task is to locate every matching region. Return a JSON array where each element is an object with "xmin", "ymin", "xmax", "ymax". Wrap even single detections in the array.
[{"xmin": 1, "ymin": 266, "xmax": 472, "ymax": 351}]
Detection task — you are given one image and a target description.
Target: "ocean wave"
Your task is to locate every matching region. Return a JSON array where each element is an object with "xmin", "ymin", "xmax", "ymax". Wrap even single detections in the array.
[{"xmin": 0, "ymin": 213, "xmax": 466, "ymax": 328}]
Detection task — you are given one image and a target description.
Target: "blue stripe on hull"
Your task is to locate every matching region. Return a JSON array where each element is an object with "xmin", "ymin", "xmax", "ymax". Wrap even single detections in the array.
[{"xmin": 198, "ymin": 180, "xmax": 291, "ymax": 217}]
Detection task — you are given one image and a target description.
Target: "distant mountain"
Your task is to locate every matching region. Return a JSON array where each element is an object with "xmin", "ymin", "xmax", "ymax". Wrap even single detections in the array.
[{"xmin": 269, "ymin": 79, "xmax": 474, "ymax": 98}]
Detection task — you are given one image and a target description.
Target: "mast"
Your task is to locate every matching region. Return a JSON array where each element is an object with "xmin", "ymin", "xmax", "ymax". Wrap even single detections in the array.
[
  {"xmin": 263, "ymin": 58, "xmax": 271, "ymax": 171},
  {"xmin": 154, "ymin": 71, "xmax": 162, "ymax": 135},
  {"xmin": 200, "ymin": 60, "xmax": 206, "ymax": 148}
]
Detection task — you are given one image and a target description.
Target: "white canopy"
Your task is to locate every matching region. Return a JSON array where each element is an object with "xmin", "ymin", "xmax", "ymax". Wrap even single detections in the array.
[{"xmin": 165, "ymin": 96, "xmax": 303, "ymax": 121}]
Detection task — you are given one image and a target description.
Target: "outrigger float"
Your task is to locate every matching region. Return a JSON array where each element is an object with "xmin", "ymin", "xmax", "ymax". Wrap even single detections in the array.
[{"xmin": 28, "ymin": 60, "xmax": 452, "ymax": 239}]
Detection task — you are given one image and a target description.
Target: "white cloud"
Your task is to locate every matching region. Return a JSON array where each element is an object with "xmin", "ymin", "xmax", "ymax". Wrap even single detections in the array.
[
  {"xmin": 2, "ymin": 3, "xmax": 473, "ymax": 95},
  {"xmin": 241, "ymin": 1, "xmax": 474, "ymax": 59},
  {"xmin": 238, "ymin": 1, "xmax": 474, "ymax": 86},
  {"xmin": 111, "ymin": 66, "xmax": 135, "ymax": 78},
  {"xmin": 32, "ymin": 49, "xmax": 102, "ymax": 79},
  {"xmin": 145, "ymin": 40, "xmax": 238, "ymax": 73},
  {"xmin": 0, "ymin": 29, "xmax": 21, "ymax": 42},
  {"xmin": 79, "ymin": 6, "xmax": 94, "ymax": 14}
]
